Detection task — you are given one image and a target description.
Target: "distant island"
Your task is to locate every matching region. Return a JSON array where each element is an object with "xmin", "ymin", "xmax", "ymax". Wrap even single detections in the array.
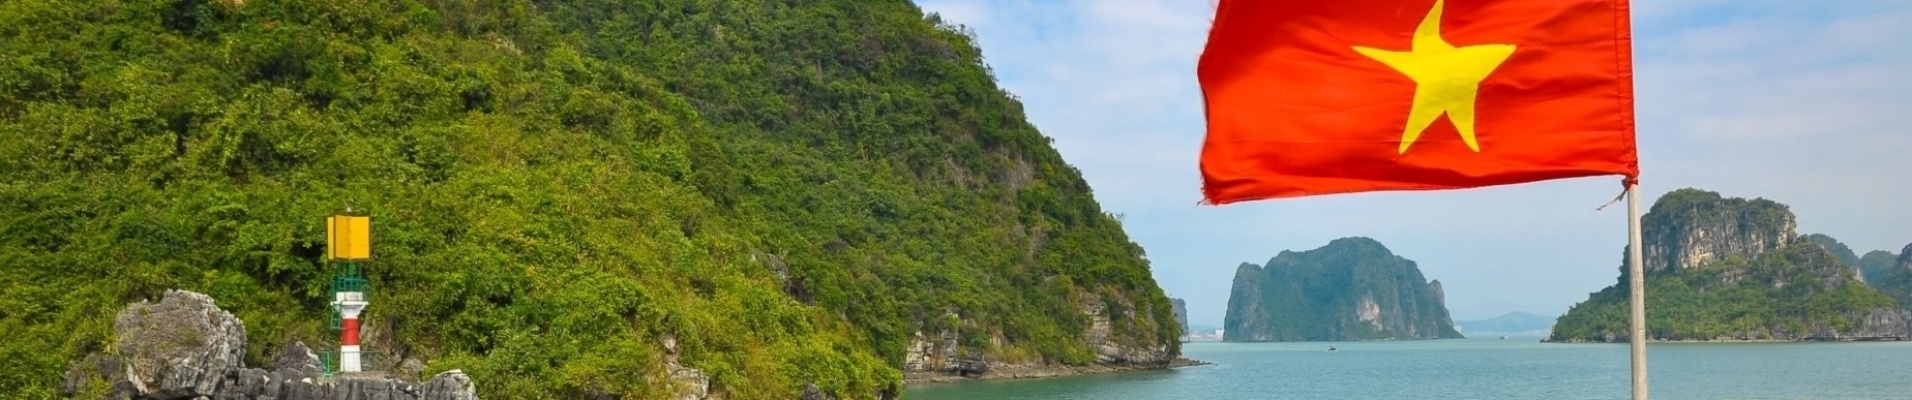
[
  {"xmin": 1224, "ymin": 237, "xmax": 1464, "ymax": 342},
  {"xmin": 1455, "ymin": 312, "xmax": 1555, "ymax": 337},
  {"xmin": 1550, "ymin": 188, "xmax": 1911, "ymax": 342}
]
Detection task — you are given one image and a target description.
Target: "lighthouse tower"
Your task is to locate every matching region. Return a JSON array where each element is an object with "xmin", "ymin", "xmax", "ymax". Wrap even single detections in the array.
[
  {"xmin": 326, "ymin": 210, "xmax": 372, "ymax": 373},
  {"xmin": 333, "ymin": 265, "xmax": 369, "ymax": 372}
]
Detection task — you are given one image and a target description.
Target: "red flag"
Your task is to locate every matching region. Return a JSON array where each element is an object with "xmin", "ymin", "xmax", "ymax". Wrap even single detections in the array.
[{"xmin": 1198, "ymin": 0, "xmax": 1638, "ymax": 204}]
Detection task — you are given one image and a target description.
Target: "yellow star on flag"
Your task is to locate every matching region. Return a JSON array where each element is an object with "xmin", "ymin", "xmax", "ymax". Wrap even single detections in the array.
[{"xmin": 1353, "ymin": 0, "xmax": 1517, "ymax": 154}]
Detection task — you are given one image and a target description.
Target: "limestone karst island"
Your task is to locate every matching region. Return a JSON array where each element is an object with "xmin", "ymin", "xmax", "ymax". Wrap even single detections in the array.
[
  {"xmin": 1223, "ymin": 237, "xmax": 1464, "ymax": 342},
  {"xmin": 1550, "ymin": 189, "xmax": 1912, "ymax": 342}
]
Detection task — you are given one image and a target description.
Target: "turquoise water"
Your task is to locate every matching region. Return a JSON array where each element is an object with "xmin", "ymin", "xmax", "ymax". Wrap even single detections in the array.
[{"xmin": 907, "ymin": 338, "xmax": 1912, "ymax": 399}]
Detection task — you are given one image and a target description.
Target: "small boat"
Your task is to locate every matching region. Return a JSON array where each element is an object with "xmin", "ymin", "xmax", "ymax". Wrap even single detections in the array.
[
  {"xmin": 1327, "ymin": 345, "xmax": 1337, "ymax": 351},
  {"xmin": 1500, "ymin": 335, "xmax": 1509, "ymax": 340}
]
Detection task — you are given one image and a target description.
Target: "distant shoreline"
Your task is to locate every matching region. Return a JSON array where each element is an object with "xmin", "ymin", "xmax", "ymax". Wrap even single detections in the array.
[
  {"xmin": 902, "ymin": 358, "xmax": 1212, "ymax": 386},
  {"xmin": 1542, "ymin": 337, "xmax": 1912, "ymax": 344},
  {"xmin": 1213, "ymin": 336, "xmax": 1467, "ymax": 343}
]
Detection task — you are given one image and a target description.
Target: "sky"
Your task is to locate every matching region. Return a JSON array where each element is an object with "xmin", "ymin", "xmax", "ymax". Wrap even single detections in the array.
[{"xmin": 911, "ymin": 0, "xmax": 1912, "ymax": 326}]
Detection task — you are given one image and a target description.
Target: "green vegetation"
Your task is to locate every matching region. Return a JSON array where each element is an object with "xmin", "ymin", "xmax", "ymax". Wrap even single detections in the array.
[
  {"xmin": 1554, "ymin": 189, "xmax": 1902, "ymax": 342},
  {"xmin": 0, "ymin": 0, "xmax": 1177, "ymax": 398},
  {"xmin": 1861, "ymin": 245, "xmax": 1912, "ymax": 306},
  {"xmin": 1552, "ymin": 243, "xmax": 1893, "ymax": 341},
  {"xmin": 1859, "ymin": 249, "xmax": 1900, "ymax": 285},
  {"xmin": 1223, "ymin": 237, "xmax": 1462, "ymax": 342},
  {"xmin": 1804, "ymin": 234, "xmax": 1860, "ymax": 271}
]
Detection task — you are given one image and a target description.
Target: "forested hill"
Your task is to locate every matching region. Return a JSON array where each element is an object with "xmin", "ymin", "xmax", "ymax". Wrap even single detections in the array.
[
  {"xmin": 1224, "ymin": 237, "xmax": 1463, "ymax": 342},
  {"xmin": 0, "ymin": 0, "xmax": 1180, "ymax": 398},
  {"xmin": 1550, "ymin": 189, "xmax": 1903, "ymax": 342}
]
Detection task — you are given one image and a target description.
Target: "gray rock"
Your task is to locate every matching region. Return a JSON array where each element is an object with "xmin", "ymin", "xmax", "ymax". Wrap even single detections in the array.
[
  {"xmin": 214, "ymin": 368, "xmax": 270, "ymax": 400},
  {"xmin": 420, "ymin": 369, "xmax": 480, "ymax": 400},
  {"xmin": 1080, "ymin": 297, "xmax": 1173, "ymax": 366},
  {"xmin": 114, "ymin": 289, "xmax": 249, "ymax": 400},
  {"xmin": 1641, "ymin": 189, "xmax": 1796, "ymax": 273},
  {"xmin": 337, "ymin": 376, "xmax": 407, "ymax": 400},
  {"xmin": 398, "ymin": 358, "xmax": 427, "ymax": 381},
  {"xmin": 278, "ymin": 376, "xmax": 336, "ymax": 400},
  {"xmin": 271, "ymin": 341, "xmax": 321, "ymax": 375},
  {"xmin": 799, "ymin": 383, "xmax": 835, "ymax": 400},
  {"xmin": 59, "ymin": 353, "xmax": 133, "ymax": 400},
  {"xmin": 901, "ymin": 327, "xmax": 986, "ymax": 376},
  {"xmin": 665, "ymin": 363, "xmax": 708, "ymax": 400},
  {"xmin": 1807, "ymin": 309, "xmax": 1912, "ymax": 340}
]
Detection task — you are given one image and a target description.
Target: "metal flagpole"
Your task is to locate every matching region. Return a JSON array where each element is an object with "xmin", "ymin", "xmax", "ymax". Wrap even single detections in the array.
[{"xmin": 1626, "ymin": 181, "xmax": 1648, "ymax": 400}]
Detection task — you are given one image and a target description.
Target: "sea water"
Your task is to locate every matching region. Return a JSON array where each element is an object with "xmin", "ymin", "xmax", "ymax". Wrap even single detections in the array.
[{"xmin": 907, "ymin": 338, "xmax": 1912, "ymax": 399}]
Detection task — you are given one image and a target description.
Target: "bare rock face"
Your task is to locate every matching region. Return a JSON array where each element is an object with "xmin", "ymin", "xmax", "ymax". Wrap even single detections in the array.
[
  {"xmin": 1641, "ymin": 188, "xmax": 1796, "ymax": 273},
  {"xmin": 113, "ymin": 290, "xmax": 249, "ymax": 400},
  {"xmin": 419, "ymin": 370, "xmax": 480, "ymax": 400},
  {"xmin": 334, "ymin": 376, "xmax": 410, "ymax": 400},
  {"xmin": 1807, "ymin": 309, "xmax": 1912, "ymax": 340},
  {"xmin": 1077, "ymin": 297, "xmax": 1173, "ymax": 366},
  {"xmin": 665, "ymin": 363, "xmax": 709, "ymax": 400},
  {"xmin": 272, "ymin": 341, "xmax": 325, "ymax": 378},
  {"xmin": 901, "ymin": 309, "xmax": 988, "ymax": 378}
]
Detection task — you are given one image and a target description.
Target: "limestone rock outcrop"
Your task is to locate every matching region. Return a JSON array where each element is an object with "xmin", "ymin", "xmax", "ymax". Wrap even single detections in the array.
[
  {"xmin": 1641, "ymin": 189, "xmax": 1795, "ymax": 273},
  {"xmin": 1223, "ymin": 237, "xmax": 1463, "ymax": 342},
  {"xmin": 113, "ymin": 290, "xmax": 249, "ymax": 399},
  {"xmin": 1078, "ymin": 297, "xmax": 1175, "ymax": 365},
  {"xmin": 1551, "ymin": 188, "xmax": 1912, "ymax": 342},
  {"xmin": 62, "ymin": 290, "xmax": 481, "ymax": 400},
  {"xmin": 901, "ymin": 293, "xmax": 1179, "ymax": 382}
]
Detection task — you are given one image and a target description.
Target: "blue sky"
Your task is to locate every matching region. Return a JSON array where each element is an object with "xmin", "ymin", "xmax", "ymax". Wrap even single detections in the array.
[{"xmin": 913, "ymin": 0, "xmax": 1912, "ymax": 326}]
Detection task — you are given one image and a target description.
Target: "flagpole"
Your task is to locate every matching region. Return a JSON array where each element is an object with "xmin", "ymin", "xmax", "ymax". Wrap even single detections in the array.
[{"xmin": 1626, "ymin": 180, "xmax": 1648, "ymax": 400}]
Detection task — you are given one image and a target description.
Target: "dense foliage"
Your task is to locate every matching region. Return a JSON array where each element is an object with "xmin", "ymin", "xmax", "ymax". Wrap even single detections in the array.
[
  {"xmin": 1223, "ymin": 237, "xmax": 1462, "ymax": 342},
  {"xmin": 1861, "ymin": 245, "xmax": 1912, "ymax": 307},
  {"xmin": 1859, "ymin": 249, "xmax": 1900, "ymax": 285},
  {"xmin": 0, "ymin": 0, "xmax": 1178, "ymax": 398},
  {"xmin": 1551, "ymin": 243, "xmax": 1893, "ymax": 341}
]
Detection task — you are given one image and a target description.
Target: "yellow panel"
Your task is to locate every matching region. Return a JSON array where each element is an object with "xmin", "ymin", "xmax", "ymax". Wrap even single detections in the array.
[
  {"xmin": 325, "ymin": 216, "xmax": 338, "ymax": 260},
  {"xmin": 327, "ymin": 213, "xmax": 372, "ymax": 261},
  {"xmin": 343, "ymin": 215, "xmax": 371, "ymax": 260}
]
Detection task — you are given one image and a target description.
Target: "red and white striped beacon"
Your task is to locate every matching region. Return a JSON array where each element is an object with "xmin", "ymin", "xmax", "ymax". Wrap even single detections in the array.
[{"xmin": 326, "ymin": 210, "xmax": 372, "ymax": 373}]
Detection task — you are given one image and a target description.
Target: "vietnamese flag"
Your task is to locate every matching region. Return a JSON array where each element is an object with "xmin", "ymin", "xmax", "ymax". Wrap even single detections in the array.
[{"xmin": 1198, "ymin": 0, "xmax": 1639, "ymax": 204}]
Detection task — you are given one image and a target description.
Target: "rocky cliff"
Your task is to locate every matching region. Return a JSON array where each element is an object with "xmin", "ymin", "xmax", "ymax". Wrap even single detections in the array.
[
  {"xmin": 1551, "ymin": 188, "xmax": 1907, "ymax": 342},
  {"xmin": 1223, "ymin": 237, "xmax": 1463, "ymax": 342},
  {"xmin": 903, "ymin": 295, "xmax": 1177, "ymax": 382},
  {"xmin": 60, "ymin": 290, "xmax": 480, "ymax": 400},
  {"xmin": 1641, "ymin": 189, "xmax": 1796, "ymax": 273}
]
